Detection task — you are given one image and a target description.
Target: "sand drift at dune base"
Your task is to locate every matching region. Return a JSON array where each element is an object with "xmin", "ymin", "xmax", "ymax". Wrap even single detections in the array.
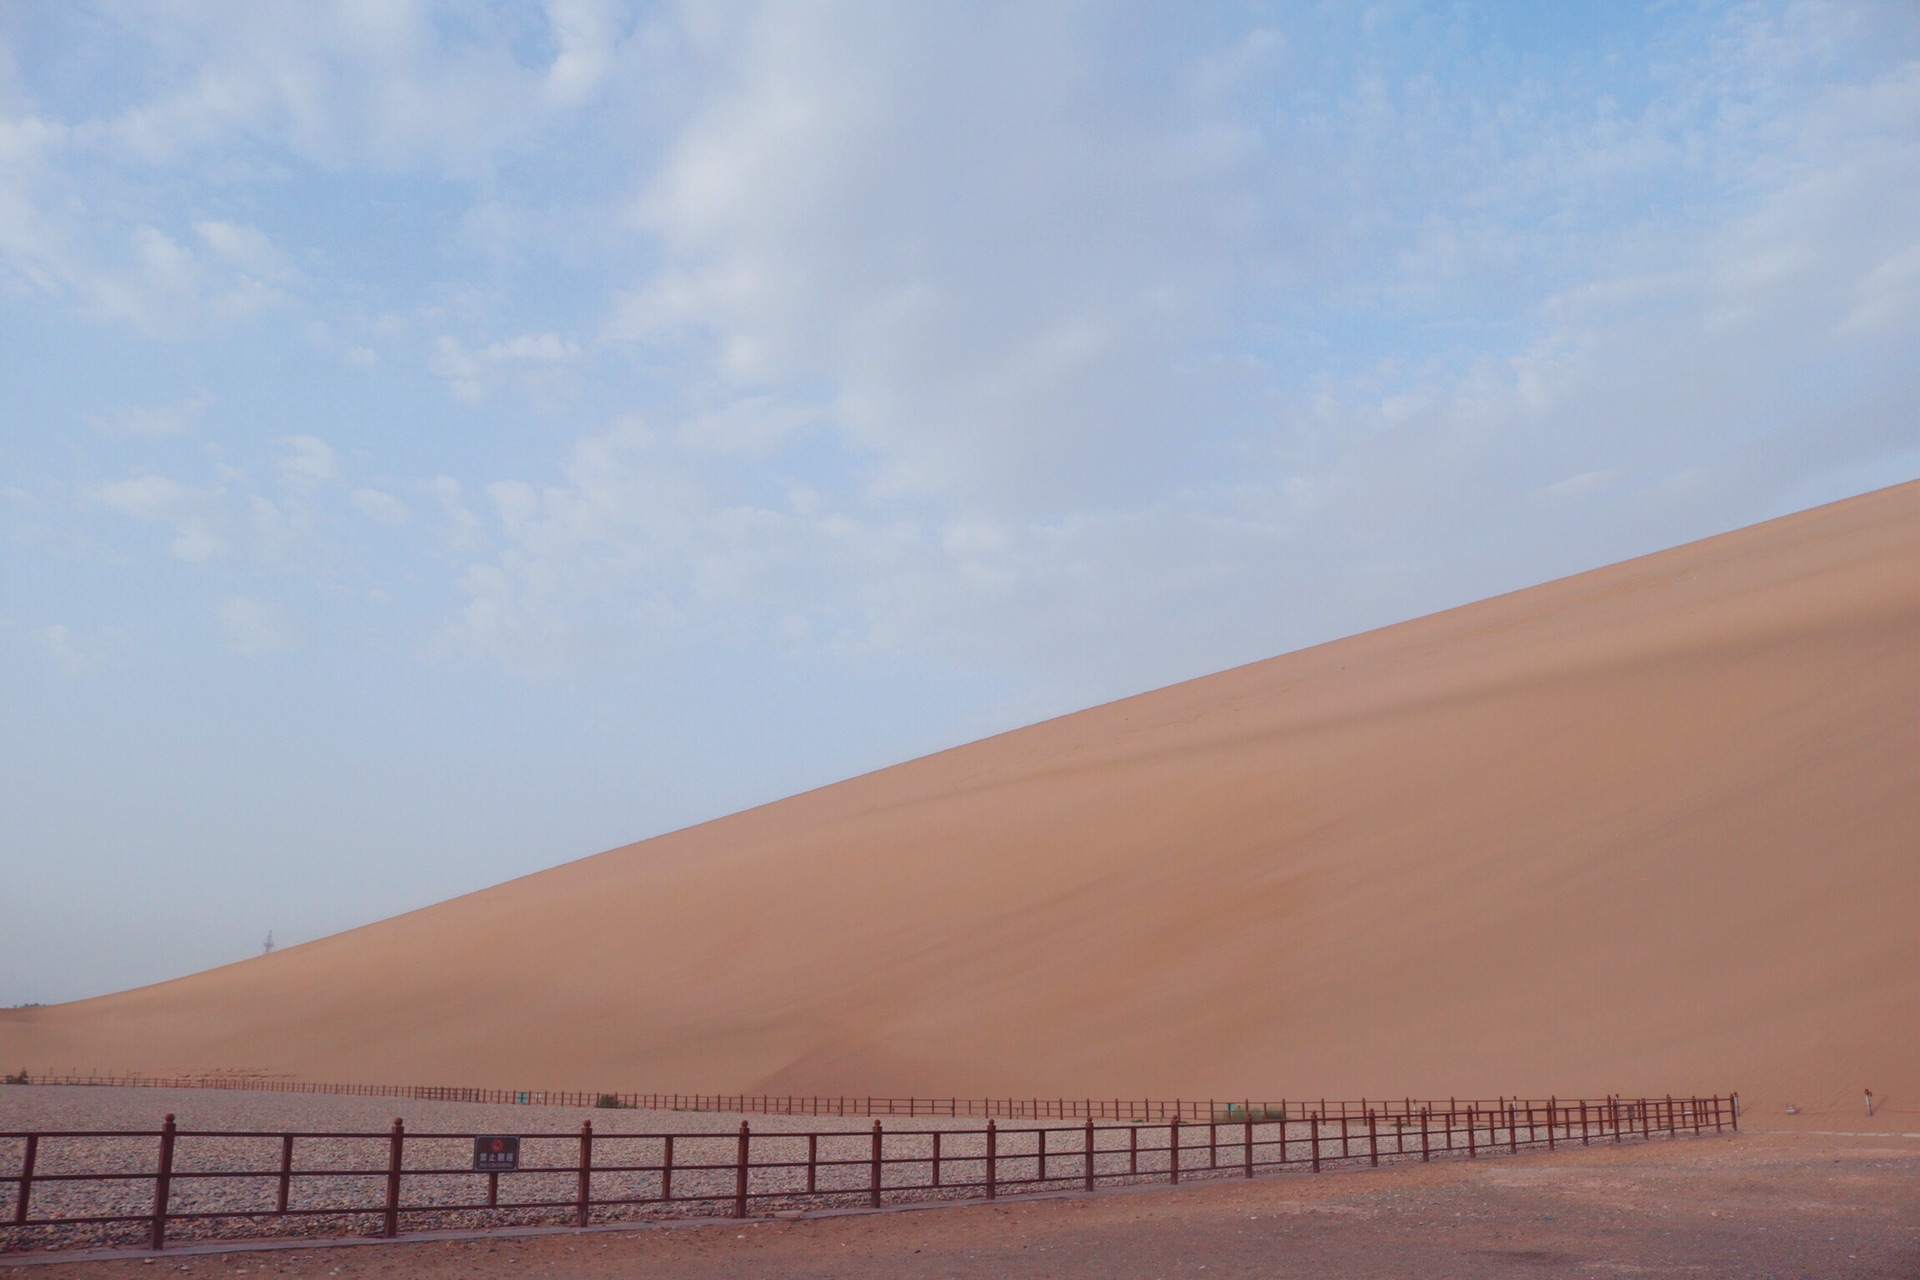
[{"xmin": 4, "ymin": 483, "xmax": 1916, "ymax": 1122}]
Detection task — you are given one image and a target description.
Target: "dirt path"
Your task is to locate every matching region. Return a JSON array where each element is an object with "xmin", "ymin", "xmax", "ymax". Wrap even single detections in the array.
[{"xmin": 4, "ymin": 1131, "xmax": 1913, "ymax": 1279}]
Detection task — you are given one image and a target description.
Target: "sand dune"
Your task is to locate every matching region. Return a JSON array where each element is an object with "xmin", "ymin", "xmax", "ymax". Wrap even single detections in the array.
[{"xmin": 6, "ymin": 483, "xmax": 1916, "ymax": 1119}]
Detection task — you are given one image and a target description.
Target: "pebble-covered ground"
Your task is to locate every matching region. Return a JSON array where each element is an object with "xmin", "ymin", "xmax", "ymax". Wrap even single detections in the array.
[
  {"xmin": 0, "ymin": 1085, "xmax": 1479, "ymax": 1254},
  {"xmin": 0, "ymin": 1086, "xmax": 1023, "ymax": 1252},
  {"xmin": 0, "ymin": 1085, "xmax": 1724, "ymax": 1258},
  {"xmin": 1, "ymin": 1130, "xmax": 1913, "ymax": 1279}
]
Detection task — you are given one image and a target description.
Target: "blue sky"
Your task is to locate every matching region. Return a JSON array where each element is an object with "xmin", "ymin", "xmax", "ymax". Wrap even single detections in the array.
[{"xmin": 3, "ymin": 1, "xmax": 1916, "ymax": 1005}]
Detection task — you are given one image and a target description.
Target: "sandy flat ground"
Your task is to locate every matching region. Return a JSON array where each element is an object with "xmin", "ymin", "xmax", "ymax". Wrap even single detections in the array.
[
  {"xmin": 6, "ymin": 482, "xmax": 1916, "ymax": 1119},
  {"xmin": 3, "ymin": 1131, "xmax": 1912, "ymax": 1279}
]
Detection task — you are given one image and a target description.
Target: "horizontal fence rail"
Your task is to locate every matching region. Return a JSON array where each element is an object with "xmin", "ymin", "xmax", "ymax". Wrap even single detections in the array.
[
  {"xmin": 0, "ymin": 1094, "xmax": 1736, "ymax": 1255},
  {"xmin": 3, "ymin": 1073, "xmax": 1743, "ymax": 1123}
]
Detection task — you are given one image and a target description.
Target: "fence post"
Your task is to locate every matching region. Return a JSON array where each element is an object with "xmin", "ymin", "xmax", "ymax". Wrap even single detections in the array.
[
  {"xmin": 662, "ymin": 1135, "xmax": 674, "ymax": 1204},
  {"xmin": 1169, "ymin": 1116, "xmax": 1180, "ymax": 1185},
  {"xmin": 149, "ymin": 1114, "xmax": 178, "ymax": 1251},
  {"xmin": 1369, "ymin": 1110, "xmax": 1379, "ymax": 1166},
  {"xmin": 1466, "ymin": 1107, "xmax": 1476, "ymax": 1159},
  {"xmin": 1129, "ymin": 1124, "xmax": 1138, "ymax": 1175},
  {"xmin": 1665, "ymin": 1096, "xmax": 1674, "ymax": 1137},
  {"xmin": 1086, "ymin": 1120, "xmax": 1096, "ymax": 1190},
  {"xmin": 14, "ymin": 1134, "xmax": 36, "ymax": 1225},
  {"xmin": 577, "ymin": 1120, "xmax": 593, "ymax": 1227},
  {"xmin": 277, "ymin": 1134, "xmax": 294, "ymax": 1213},
  {"xmin": 986, "ymin": 1120, "xmax": 997, "ymax": 1199},
  {"xmin": 1546, "ymin": 1099, "xmax": 1555, "ymax": 1151},
  {"xmin": 384, "ymin": 1119, "xmax": 403, "ymax": 1238},
  {"xmin": 1310, "ymin": 1114, "xmax": 1320, "ymax": 1172},
  {"xmin": 1420, "ymin": 1108, "xmax": 1429, "ymax": 1162},
  {"xmin": 1244, "ymin": 1117, "xmax": 1254, "ymax": 1177},
  {"xmin": 870, "ymin": 1121, "xmax": 882, "ymax": 1208},
  {"xmin": 1508, "ymin": 1104, "xmax": 1517, "ymax": 1155},
  {"xmin": 1038, "ymin": 1126, "xmax": 1048, "ymax": 1183},
  {"xmin": 734, "ymin": 1122, "xmax": 749, "ymax": 1219},
  {"xmin": 1730, "ymin": 1092, "xmax": 1739, "ymax": 1132}
]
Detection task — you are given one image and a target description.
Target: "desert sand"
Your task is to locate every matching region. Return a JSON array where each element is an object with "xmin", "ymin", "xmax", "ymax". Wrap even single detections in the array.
[{"xmin": 4, "ymin": 482, "xmax": 1915, "ymax": 1121}]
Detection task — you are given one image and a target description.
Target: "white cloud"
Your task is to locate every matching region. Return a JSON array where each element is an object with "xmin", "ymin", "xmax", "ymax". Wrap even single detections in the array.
[
  {"xmin": 350, "ymin": 487, "xmax": 410, "ymax": 525},
  {"xmin": 91, "ymin": 474, "xmax": 226, "ymax": 561},
  {"xmin": 276, "ymin": 436, "xmax": 338, "ymax": 488},
  {"xmin": 429, "ymin": 331, "xmax": 585, "ymax": 402},
  {"xmin": 30, "ymin": 624, "xmax": 127, "ymax": 676},
  {"xmin": 216, "ymin": 596, "xmax": 294, "ymax": 655},
  {"xmin": 194, "ymin": 220, "xmax": 300, "ymax": 286},
  {"xmin": 92, "ymin": 393, "xmax": 211, "ymax": 438}
]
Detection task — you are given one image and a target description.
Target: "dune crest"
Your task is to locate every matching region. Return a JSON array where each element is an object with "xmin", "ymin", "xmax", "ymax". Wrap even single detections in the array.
[{"xmin": 7, "ymin": 483, "xmax": 1917, "ymax": 1118}]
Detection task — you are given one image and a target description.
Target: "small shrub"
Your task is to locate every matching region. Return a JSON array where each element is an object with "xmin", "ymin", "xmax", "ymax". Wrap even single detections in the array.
[
  {"xmin": 594, "ymin": 1093, "xmax": 625, "ymax": 1109},
  {"xmin": 1213, "ymin": 1105, "xmax": 1288, "ymax": 1123}
]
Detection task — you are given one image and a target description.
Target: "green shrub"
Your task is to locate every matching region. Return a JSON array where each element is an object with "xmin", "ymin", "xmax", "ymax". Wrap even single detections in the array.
[{"xmin": 594, "ymin": 1093, "xmax": 625, "ymax": 1109}]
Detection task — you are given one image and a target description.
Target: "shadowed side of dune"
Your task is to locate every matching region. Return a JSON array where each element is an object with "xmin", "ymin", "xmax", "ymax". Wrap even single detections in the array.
[{"xmin": 5, "ymin": 482, "xmax": 1916, "ymax": 1117}]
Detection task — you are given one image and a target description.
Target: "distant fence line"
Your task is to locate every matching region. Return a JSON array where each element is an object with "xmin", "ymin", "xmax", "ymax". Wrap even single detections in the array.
[
  {"xmin": 0, "ymin": 1093, "xmax": 1737, "ymax": 1255},
  {"xmin": 9, "ymin": 1072, "xmax": 1734, "ymax": 1124}
]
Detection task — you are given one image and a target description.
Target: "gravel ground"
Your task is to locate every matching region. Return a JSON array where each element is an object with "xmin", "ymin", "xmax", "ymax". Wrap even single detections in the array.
[
  {"xmin": 1, "ymin": 1130, "xmax": 1911, "ymax": 1279},
  {"xmin": 0, "ymin": 1087, "xmax": 1009, "ymax": 1253},
  {"xmin": 0, "ymin": 1086, "xmax": 1661, "ymax": 1256}
]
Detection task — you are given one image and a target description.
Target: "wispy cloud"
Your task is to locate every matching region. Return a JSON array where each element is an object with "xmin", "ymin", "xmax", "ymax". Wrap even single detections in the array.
[{"xmin": 216, "ymin": 595, "xmax": 295, "ymax": 655}]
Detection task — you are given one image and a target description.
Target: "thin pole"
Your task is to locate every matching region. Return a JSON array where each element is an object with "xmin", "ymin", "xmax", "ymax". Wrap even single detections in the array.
[
  {"xmin": 1038, "ymin": 1126, "xmax": 1048, "ymax": 1182},
  {"xmin": 1170, "ymin": 1116, "xmax": 1180, "ymax": 1185},
  {"xmin": 662, "ymin": 1135, "xmax": 674, "ymax": 1203},
  {"xmin": 577, "ymin": 1121, "xmax": 593, "ymax": 1228},
  {"xmin": 1467, "ymin": 1107, "xmax": 1476, "ymax": 1159},
  {"xmin": 1508, "ymin": 1104, "xmax": 1517, "ymax": 1156},
  {"xmin": 733, "ymin": 1122, "xmax": 750, "ymax": 1219},
  {"xmin": 929, "ymin": 1131, "xmax": 938, "ymax": 1190},
  {"xmin": 1420, "ymin": 1108, "xmax": 1429, "ymax": 1162},
  {"xmin": 1369, "ymin": 1110, "xmax": 1379, "ymax": 1166},
  {"xmin": 986, "ymin": 1120, "xmax": 997, "ymax": 1199},
  {"xmin": 15, "ymin": 1133, "xmax": 37, "ymax": 1225},
  {"xmin": 1310, "ymin": 1115, "xmax": 1320, "ymax": 1173},
  {"xmin": 870, "ymin": 1122, "xmax": 882, "ymax": 1208},
  {"xmin": 1129, "ymin": 1124, "xmax": 1138, "ymax": 1175},
  {"xmin": 151, "ymin": 1115, "xmax": 178, "ymax": 1250},
  {"xmin": 1546, "ymin": 1100, "xmax": 1555, "ymax": 1151},
  {"xmin": 1243, "ymin": 1117, "xmax": 1253, "ymax": 1178},
  {"xmin": 277, "ymin": 1134, "xmax": 293, "ymax": 1214},
  {"xmin": 382, "ymin": 1119, "xmax": 403, "ymax": 1239}
]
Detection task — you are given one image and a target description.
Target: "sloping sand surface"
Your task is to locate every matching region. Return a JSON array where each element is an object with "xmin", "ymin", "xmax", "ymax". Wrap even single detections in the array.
[{"xmin": 6, "ymin": 483, "xmax": 1916, "ymax": 1117}]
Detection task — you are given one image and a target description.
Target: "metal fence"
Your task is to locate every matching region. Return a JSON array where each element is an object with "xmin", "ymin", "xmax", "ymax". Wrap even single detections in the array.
[
  {"xmin": 0, "ymin": 1094, "xmax": 1735, "ymax": 1255},
  {"xmin": 2, "ymin": 1073, "xmax": 1729, "ymax": 1122}
]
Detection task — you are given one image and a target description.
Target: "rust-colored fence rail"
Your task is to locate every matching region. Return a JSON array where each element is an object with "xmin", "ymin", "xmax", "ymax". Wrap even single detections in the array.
[
  {"xmin": 0, "ymin": 1094, "xmax": 1735, "ymax": 1255},
  {"xmin": 5, "ymin": 1073, "xmax": 1727, "ymax": 1123}
]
